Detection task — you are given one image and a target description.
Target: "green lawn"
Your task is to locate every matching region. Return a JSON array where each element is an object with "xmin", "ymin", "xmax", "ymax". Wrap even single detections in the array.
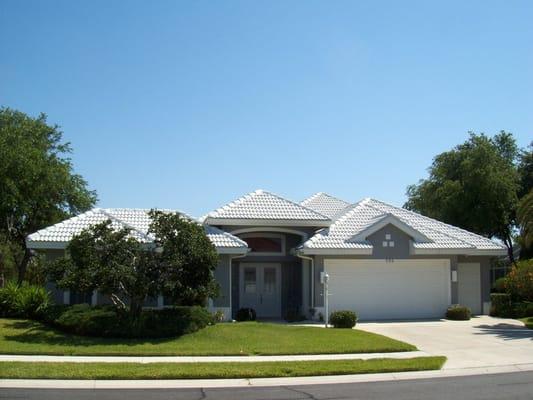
[
  {"xmin": 520, "ymin": 317, "xmax": 533, "ymax": 329},
  {"xmin": 0, "ymin": 318, "xmax": 416, "ymax": 356},
  {"xmin": 0, "ymin": 357, "xmax": 446, "ymax": 379}
]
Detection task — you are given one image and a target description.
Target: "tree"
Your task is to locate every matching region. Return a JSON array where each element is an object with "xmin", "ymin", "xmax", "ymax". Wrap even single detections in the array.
[
  {"xmin": 517, "ymin": 190, "xmax": 533, "ymax": 250},
  {"xmin": 518, "ymin": 142, "xmax": 533, "ymax": 198},
  {"xmin": 47, "ymin": 210, "xmax": 219, "ymax": 319},
  {"xmin": 0, "ymin": 108, "xmax": 97, "ymax": 283},
  {"xmin": 405, "ymin": 131, "xmax": 520, "ymax": 262}
]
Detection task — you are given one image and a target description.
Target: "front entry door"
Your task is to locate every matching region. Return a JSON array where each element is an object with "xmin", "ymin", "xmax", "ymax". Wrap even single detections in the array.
[{"xmin": 240, "ymin": 263, "xmax": 281, "ymax": 318}]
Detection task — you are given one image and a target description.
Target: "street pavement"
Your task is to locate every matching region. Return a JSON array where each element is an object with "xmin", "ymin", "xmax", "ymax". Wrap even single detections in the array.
[{"xmin": 1, "ymin": 371, "xmax": 532, "ymax": 400}]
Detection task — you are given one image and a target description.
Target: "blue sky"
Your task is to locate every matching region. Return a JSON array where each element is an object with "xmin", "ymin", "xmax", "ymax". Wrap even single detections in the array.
[{"xmin": 1, "ymin": 1, "xmax": 532, "ymax": 217}]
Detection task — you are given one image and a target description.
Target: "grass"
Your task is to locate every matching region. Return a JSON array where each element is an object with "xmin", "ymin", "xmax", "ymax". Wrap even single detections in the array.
[
  {"xmin": 0, "ymin": 357, "xmax": 446, "ymax": 379},
  {"xmin": 520, "ymin": 317, "xmax": 533, "ymax": 329},
  {"xmin": 0, "ymin": 319, "xmax": 416, "ymax": 356}
]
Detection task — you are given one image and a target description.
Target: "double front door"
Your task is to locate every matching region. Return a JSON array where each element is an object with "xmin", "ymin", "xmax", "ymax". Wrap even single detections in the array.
[{"xmin": 239, "ymin": 263, "xmax": 281, "ymax": 318}]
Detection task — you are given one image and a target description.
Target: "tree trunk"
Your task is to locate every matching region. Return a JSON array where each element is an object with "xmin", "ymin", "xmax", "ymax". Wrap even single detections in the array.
[
  {"xmin": 17, "ymin": 247, "xmax": 32, "ymax": 284},
  {"xmin": 503, "ymin": 235, "xmax": 516, "ymax": 265},
  {"xmin": 129, "ymin": 299, "xmax": 143, "ymax": 320}
]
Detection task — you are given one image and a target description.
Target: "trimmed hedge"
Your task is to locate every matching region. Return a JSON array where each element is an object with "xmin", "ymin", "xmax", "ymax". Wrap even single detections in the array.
[
  {"xmin": 445, "ymin": 305, "xmax": 471, "ymax": 320},
  {"xmin": 330, "ymin": 310, "xmax": 357, "ymax": 328},
  {"xmin": 52, "ymin": 304, "xmax": 214, "ymax": 338},
  {"xmin": 0, "ymin": 282, "xmax": 51, "ymax": 320},
  {"xmin": 490, "ymin": 293, "xmax": 513, "ymax": 317},
  {"xmin": 235, "ymin": 308, "xmax": 256, "ymax": 322}
]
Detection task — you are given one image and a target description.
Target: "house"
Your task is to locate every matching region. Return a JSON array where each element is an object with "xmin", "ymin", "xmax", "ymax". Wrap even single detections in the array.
[{"xmin": 26, "ymin": 189, "xmax": 507, "ymax": 320}]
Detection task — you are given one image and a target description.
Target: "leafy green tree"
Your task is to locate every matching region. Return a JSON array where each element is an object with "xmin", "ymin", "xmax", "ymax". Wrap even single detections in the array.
[
  {"xmin": 405, "ymin": 131, "xmax": 520, "ymax": 261},
  {"xmin": 47, "ymin": 210, "xmax": 219, "ymax": 319},
  {"xmin": 0, "ymin": 108, "xmax": 96, "ymax": 283},
  {"xmin": 518, "ymin": 142, "xmax": 533, "ymax": 198},
  {"xmin": 517, "ymin": 190, "xmax": 533, "ymax": 250}
]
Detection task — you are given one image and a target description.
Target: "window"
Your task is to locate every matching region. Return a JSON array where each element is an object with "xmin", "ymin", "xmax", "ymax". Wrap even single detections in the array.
[
  {"xmin": 244, "ymin": 268, "xmax": 257, "ymax": 293},
  {"xmin": 263, "ymin": 267, "xmax": 277, "ymax": 294},
  {"xmin": 240, "ymin": 233, "xmax": 285, "ymax": 255}
]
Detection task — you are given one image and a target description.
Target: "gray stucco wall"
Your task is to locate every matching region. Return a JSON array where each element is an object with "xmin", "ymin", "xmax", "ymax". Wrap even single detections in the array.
[{"xmin": 213, "ymin": 255, "xmax": 231, "ymax": 307}]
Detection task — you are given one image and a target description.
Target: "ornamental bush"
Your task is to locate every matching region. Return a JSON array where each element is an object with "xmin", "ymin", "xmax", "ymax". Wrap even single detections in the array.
[
  {"xmin": 0, "ymin": 281, "xmax": 51, "ymax": 319},
  {"xmin": 329, "ymin": 310, "xmax": 357, "ymax": 328},
  {"xmin": 235, "ymin": 307, "xmax": 256, "ymax": 322},
  {"xmin": 445, "ymin": 305, "xmax": 471, "ymax": 320},
  {"xmin": 504, "ymin": 259, "xmax": 533, "ymax": 302},
  {"xmin": 53, "ymin": 304, "xmax": 213, "ymax": 338},
  {"xmin": 490, "ymin": 293, "xmax": 513, "ymax": 317}
]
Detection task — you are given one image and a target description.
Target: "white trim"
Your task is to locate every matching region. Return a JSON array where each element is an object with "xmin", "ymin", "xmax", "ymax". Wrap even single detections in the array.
[
  {"xmin": 204, "ymin": 218, "xmax": 330, "ymax": 227},
  {"xmin": 298, "ymin": 248, "xmax": 373, "ymax": 255},
  {"xmin": 238, "ymin": 233, "xmax": 286, "ymax": 256},
  {"xmin": 27, "ymin": 240, "xmax": 248, "ymax": 255},
  {"xmin": 229, "ymin": 227, "xmax": 309, "ymax": 240},
  {"xmin": 215, "ymin": 247, "xmax": 249, "ymax": 255},
  {"xmin": 412, "ymin": 248, "xmax": 507, "ymax": 256},
  {"xmin": 26, "ymin": 241, "xmax": 67, "ymax": 250}
]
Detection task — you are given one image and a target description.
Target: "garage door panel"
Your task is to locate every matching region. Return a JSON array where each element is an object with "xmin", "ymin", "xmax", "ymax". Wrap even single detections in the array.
[{"xmin": 325, "ymin": 259, "xmax": 450, "ymax": 320}]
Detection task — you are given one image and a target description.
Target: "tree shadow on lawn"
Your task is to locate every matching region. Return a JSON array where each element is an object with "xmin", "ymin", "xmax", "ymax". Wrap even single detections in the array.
[
  {"xmin": 473, "ymin": 322, "xmax": 533, "ymax": 341},
  {"xmin": 3, "ymin": 320, "xmax": 178, "ymax": 349}
]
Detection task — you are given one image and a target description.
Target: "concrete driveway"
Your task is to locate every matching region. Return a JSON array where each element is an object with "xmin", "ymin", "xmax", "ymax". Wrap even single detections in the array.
[{"xmin": 359, "ymin": 316, "xmax": 533, "ymax": 369}]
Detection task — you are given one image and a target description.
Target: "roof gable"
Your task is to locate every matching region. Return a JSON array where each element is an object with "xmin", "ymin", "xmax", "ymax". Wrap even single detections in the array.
[
  {"xmin": 27, "ymin": 208, "xmax": 248, "ymax": 253},
  {"xmin": 300, "ymin": 192, "xmax": 351, "ymax": 219},
  {"xmin": 300, "ymin": 198, "xmax": 506, "ymax": 255},
  {"xmin": 348, "ymin": 213, "xmax": 431, "ymax": 244},
  {"xmin": 205, "ymin": 189, "xmax": 331, "ymax": 226}
]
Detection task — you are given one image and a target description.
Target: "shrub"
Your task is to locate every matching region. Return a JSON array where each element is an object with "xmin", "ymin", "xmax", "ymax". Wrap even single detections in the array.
[
  {"xmin": 0, "ymin": 282, "xmax": 51, "ymax": 319},
  {"xmin": 284, "ymin": 308, "xmax": 306, "ymax": 322},
  {"xmin": 523, "ymin": 317, "xmax": 533, "ymax": 329},
  {"xmin": 504, "ymin": 259, "xmax": 533, "ymax": 302},
  {"xmin": 490, "ymin": 293, "xmax": 513, "ymax": 317},
  {"xmin": 329, "ymin": 310, "xmax": 357, "ymax": 328},
  {"xmin": 445, "ymin": 305, "xmax": 471, "ymax": 320},
  {"xmin": 235, "ymin": 308, "xmax": 256, "ymax": 322},
  {"xmin": 53, "ymin": 305, "xmax": 213, "ymax": 338},
  {"xmin": 512, "ymin": 302, "xmax": 533, "ymax": 318},
  {"xmin": 492, "ymin": 277, "xmax": 507, "ymax": 293}
]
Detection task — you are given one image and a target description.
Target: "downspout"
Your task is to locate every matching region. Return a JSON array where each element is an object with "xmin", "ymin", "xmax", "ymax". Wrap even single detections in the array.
[{"xmin": 296, "ymin": 252, "xmax": 315, "ymax": 309}]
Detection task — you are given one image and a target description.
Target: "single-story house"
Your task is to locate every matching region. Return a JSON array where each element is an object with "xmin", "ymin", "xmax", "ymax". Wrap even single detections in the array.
[{"xmin": 27, "ymin": 189, "xmax": 507, "ymax": 320}]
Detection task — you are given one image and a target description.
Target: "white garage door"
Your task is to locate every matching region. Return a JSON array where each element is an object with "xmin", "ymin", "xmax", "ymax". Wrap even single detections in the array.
[{"xmin": 325, "ymin": 259, "xmax": 451, "ymax": 320}]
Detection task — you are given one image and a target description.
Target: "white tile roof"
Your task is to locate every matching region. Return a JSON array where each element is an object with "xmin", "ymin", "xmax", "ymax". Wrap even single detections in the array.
[
  {"xmin": 300, "ymin": 192, "xmax": 351, "ymax": 219},
  {"xmin": 27, "ymin": 208, "xmax": 248, "ymax": 252},
  {"xmin": 206, "ymin": 189, "xmax": 330, "ymax": 223},
  {"xmin": 301, "ymin": 198, "xmax": 506, "ymax": 254}
]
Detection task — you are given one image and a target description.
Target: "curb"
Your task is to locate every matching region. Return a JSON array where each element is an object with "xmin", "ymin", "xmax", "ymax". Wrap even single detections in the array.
[{"xmin": 1, "ymin": 363, "xmax": 532, "ymax": 389}]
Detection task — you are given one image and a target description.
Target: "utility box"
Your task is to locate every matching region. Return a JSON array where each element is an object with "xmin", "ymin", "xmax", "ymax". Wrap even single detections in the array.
[{"xmin": 320, "ymin": 271, "xmax": 329, "ymax": 284}]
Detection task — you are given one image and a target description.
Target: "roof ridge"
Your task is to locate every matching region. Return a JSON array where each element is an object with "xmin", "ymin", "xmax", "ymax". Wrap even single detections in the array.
[
  {"xmin": 208, "ymin": 189, "xmax": 331, "ymax": 220},
  {"xmin": 300, "ymin": 192, "xmax": 324, "ymax": 205},
  {"xmin": 99, "ymin": 209, "xmax": 154, "ymax": 241},
  {"xmin": 301, "ymin": 192, "xmax": 350, "ymax": 207},
  {"xmin": 363, "ymin": 199, "xmax": 478, "ymax": 248},
  {"xmin": 260, "ymin": 190, "xmax": 331, "ymax": 220}
]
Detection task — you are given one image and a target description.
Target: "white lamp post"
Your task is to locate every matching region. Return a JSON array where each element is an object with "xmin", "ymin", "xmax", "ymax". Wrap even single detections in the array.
[{"xmin": 321, "ymin": 272, "xmax": 330, "ymax": 328}]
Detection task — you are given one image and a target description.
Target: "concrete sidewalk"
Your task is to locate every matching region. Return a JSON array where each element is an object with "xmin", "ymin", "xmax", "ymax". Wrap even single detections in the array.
[
  {"xmin": 0, "ymin": 350, "xmax": 427, "ymax": 363},
  {"xmin": 1, "ymin": 363, "xmax": 532, "ymax": 389}
]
